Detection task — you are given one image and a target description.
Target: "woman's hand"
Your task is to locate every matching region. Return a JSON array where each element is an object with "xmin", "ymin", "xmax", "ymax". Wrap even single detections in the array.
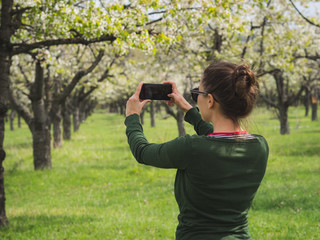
[
  {"xmin": 126, "ymin": 82, "xmax": 151, "ymax": 117},
  {"xmin": 163, "ymin": 81, "xmax": 193, "ymax": 113}
]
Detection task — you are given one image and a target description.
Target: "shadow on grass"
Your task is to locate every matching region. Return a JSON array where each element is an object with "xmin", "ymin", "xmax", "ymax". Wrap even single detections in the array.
[
  {"xmin": 252, "ymin": 181, "xmax": 320, "ymax": 212},
  {"xmin": 89, "ymin": 164, "xmax": 130, "ymax": 171},
  {"xmin": 1, "ymin": 214, "xmax": 97, "ymax": 234},
  {"xmin": 266, "ymin": 167, "xmax": 320, "ymax": 177},
  {"xmin": 272, "ymin": 142, "xmax": 320, "ymax": 157},
  {"xmin": 296, "ymin": 129, "xmax": 320, "ymax": 134},
  {"xmin": 5, "ymin": 142, "xmax": 32, "ymax": 150},
  {"xmin": 287, "ymin": 146, "xmax": 320, "ymax": 156},
  {"xmin": 252, "ymin": 193, "xmax": 320, "ymax": 213}
]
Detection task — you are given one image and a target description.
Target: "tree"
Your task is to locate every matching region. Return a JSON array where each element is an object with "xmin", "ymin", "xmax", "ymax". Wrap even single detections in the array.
[
  {"xmin": 1, "ymin": 0, "xmax": 201, "ymax": 226},
  {"xmin": 307, "ymin": 64, "xmax": 320, "ymax": 121},
  {"xmin": 0, "ymin": 0, "xmax": 114, "ymax": 226},
  {"xmin": 69, "ymin": 55, "xmax": 115, "ymax": 134},
  {"xmin": 48, "ymin": 45, "xmax": 116, "ymax": 147},
  {"xmin": 9, "ymin": 48, "xmax": 104, "ymax": 168},
  {"xmin": 236, "ymin": 0, "xmax": 319, "ymax": 134}
]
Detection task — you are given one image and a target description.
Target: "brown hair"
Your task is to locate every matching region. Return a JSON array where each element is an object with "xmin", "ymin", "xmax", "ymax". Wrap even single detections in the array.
[{"xmin": 202, "ymin": 61, "xmax": 259, "ymax": 125}]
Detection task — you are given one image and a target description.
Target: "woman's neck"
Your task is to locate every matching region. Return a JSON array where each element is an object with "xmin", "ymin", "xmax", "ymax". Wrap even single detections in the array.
[{"xmin": 210, "ymin": 115, "xmax": 242, "ymax": 133}]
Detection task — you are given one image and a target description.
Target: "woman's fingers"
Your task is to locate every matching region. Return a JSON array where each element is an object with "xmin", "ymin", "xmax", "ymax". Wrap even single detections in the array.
[
  {"xmin": 168, "ymin": 92, "xmax": 179, "ymax": 101},
  {"xmin": 166, "ymin": 93, "xmax": 177, "ymax": 107},
  {"xmin": 163, "ymin": 81, "xmax": 179, "ymax": 93},
  {"xmin": 165, "ymin": 99, "xmax": 174, "ymax": 107},
  {"xmin": 141, "ymin": 99, "xmax": 151, "ymax": 108},
  {"xmin": 134, "ymin": 82, "xmax": 144, "ymax": 97},
  {"xmin": 125, "ymin": 83, "xmax": 151, "ymax": 116}
]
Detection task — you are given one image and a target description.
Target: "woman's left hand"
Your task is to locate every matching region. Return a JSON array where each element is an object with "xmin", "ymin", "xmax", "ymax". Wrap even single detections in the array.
[
  {"xmin": 126, "ymin": 82, "xmax": 151, "ymax": 117},
  {"xmin": 163, "ymin": 81, "xmax": 192, "ymax": 112}
]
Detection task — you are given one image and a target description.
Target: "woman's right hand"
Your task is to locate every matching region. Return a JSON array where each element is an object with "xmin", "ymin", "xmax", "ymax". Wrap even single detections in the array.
[{"xmin": 163, "ymin": 81, "xmax": 193, "ymax": 113}]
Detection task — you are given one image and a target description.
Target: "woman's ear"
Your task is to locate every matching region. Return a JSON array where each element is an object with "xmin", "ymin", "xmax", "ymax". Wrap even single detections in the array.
[{"xmin": 207, "ymin": 94, "xmax": 215, "ymax": 109}]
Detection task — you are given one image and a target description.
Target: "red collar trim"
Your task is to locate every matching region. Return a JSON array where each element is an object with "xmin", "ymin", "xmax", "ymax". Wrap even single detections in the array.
[{"xmin": 207, "ymin": 131, "xmax": 247, "ymax": 136}]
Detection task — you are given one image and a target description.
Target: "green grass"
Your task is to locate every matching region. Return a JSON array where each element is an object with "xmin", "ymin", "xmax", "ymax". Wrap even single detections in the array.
[{"xmin": 1, "ymin": 106, "xmax": 320, "ymax": 239}]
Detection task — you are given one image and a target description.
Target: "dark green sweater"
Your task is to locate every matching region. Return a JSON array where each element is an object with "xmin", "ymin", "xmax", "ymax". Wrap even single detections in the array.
[{"xmin": 125, "ymin": 108, "xmax": 268, "ymax": 240}]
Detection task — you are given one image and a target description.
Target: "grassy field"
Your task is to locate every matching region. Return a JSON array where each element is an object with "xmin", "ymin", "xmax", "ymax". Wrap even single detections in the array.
[{"xmin": 1, "ymin": 106, "xmax": 320, "ymax": 239}]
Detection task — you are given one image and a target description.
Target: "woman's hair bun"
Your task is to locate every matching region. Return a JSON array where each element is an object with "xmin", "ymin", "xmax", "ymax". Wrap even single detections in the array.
[
  {"xmin": 233, "ymin": 64, "xmax": 256, "ymax": 87},
  {"xmin": 233, "ymin": 64, "xmax": 258, "ymax": 99}
]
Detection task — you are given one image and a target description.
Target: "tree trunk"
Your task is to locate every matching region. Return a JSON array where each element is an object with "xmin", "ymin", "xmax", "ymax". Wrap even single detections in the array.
[
  {"xmin": 9, "ymin": 61, "xmax": 52, "ymax": 170},
  {"xmin": 9, "ymin": 110, "xmax": 16, "ymax": 131},
  {"xmin": 79, "ymin": 107, "xmax": 86, "ymax": 124},
  {"xmin": 311, "ymin": 80, "xmax": 318, "ymax": 121},
  {"xmin": 303, "ymin": 87, "xmax": 311, "ymax": 117},
  {"xmin": 163, "ymin": 104, "xmax": 186, "ymax": 137},
  {"xmin": 311, "ymin": 97, "xmax": 318, "ymax": 121},
  {"xmin": 207, "ymin": 28, "xmax": 223, "ymax": 61},
  {"xmin": 140, "ymin": 109, "xmax": 145, "ymax": 125},
  {"xmin": 304, "ymin": 101, "xmax": 309, "ymax": 117},
  {"xmin": 51, "ymin": 76, "xmax": 62, "ymax": 148},
  {"xmin": 150, "ymin": 101, "xmax": 155, "ymax": 127},
  {"xmin": 272, "ymin": 70, "xmax": 296, "ymax": 135},
  {"xmin": 8, "ymin": 76, "xmax": 53, "ymax": 170},
  {"xmin": 177, "ymin": 110, "xmax": 186, "ymax": 137},
  {"xmin": 31, "ymin": 62, "xmax": 52, "ymax": 170},
  {"xmin": 52, "ymin": 103, "xmax": 62, "ymax": 148},
  {"xmin": 18, "ymin": 113, "xmax": 21, "ymax": 128},
  {"xmin": 62, "ymin": 101, "xmax": 72, "ymax": 140},
  {"xmin": 32, "ymin": 118, "xmax": 51, "ymax": 170},
  {"xmin": 85, "ymin": 100, "xmax": 96, "ymax": 120},
  {"xmin": 73, "ymin": 106, "xmax": 80, "ymax": 133},
  {"xmin": 0, "ymin": 0, "xmax": 13, "ymax": 226},
  {"xmin": 279, "ymin": 105, "xmax": 290, "ymax": 135},
  {"xmin": 0, "ymin": 103, "xmax": 9, "ymax": 227},
  {"xmin": 155, "ymin": 101, "xmax": 161, "ymax": 113},
  {"xmin": 119, "ymin": 103, "xmax": 124, "ymax": 116},
  {"xmin": 109, "ymin": 103, "xmax": 118, "ymax": 113}
]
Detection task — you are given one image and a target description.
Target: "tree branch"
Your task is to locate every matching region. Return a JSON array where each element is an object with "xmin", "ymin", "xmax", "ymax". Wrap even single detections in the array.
[
  {"xmin": 8, "ymin": 82, "xmax": 34, "ymax": 132},
  {"xmin": 17, "ymin": 63, "xmax": 31, "ymax": 84},
  {"xmin": 257, "ymin": 69, "xmax": 281, "ymax": 77},
  {"xmin": 96, "ymin": 59, "xmax": 115, "ymax": 84},
  {"xmin": 148, "ymin": 10, "xmax": 167, "ymax": 15},
  {"xmin": 148, "ymin": 7, "xmax": 202, "ymax": 16},
  {"xmin": 258, "ymin": 16, "xmax": 268, "ymax": 69},
  {"xmin": 241, "ymin": 22, "xmax": 260, "ymax": 59},
  {"xmin": 12, "ymin": 35, "xmax": 116, "ymax": 55},
  {"xmin": 288, "ymin": 85, "xmax": 305, "ymax": 106},
  {"xmin": 288, "ymin": 0, "xmax": 320, "ymax": 28},
  {"xmin": 79, "ymin": 59, "xmax": 116, "ymax": 102},
  {"xmin": 57, "ymin": 50, "xmax": 104, "ymax": 104},
  {"xmin": 146, "ymin": 17, "xmax": 163, "ymax": 25},
  {"xmin": 260, "ymin": 94, "xmax": 279, "ymax": 109},
  {"xmin": 10, "ymin": 6, "xmax": 33, "ymax": 36},
  {"xmin": 294, "ymin": 49, "xmax": 320, "ymax": 61},
  {"xmin": 11, "ymin": 7, "xmax": 33, "ymax": 16},
  {"xmin": 162, "ymin": 103, "xmax": 177, "ymax": 120}
]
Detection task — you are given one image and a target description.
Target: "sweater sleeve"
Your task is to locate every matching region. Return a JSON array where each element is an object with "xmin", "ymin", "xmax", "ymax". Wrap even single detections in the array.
[
  {"xmin": 184, "ymin": 107, "xmax": 213, "ymax": 136},
  {"xmin": 125, "ymin": 114, "xmax": 191, "ymax": 169}
]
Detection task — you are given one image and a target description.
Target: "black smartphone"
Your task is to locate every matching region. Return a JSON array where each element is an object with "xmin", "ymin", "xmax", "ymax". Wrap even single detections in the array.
[{"xmin": 139, "ymin": 83, "xmax": 172, "ymax": 100}]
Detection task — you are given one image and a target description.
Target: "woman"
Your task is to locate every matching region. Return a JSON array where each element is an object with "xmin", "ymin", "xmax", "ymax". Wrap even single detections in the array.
[{"xmin": 125, "ymin": 61, "xmax": 269, "ymax": 240}]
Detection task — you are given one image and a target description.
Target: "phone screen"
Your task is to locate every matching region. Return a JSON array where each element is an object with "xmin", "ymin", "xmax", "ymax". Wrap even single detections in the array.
[{"xmin": 139, "ymin": 83, "xmax": 172, "ymax": 100}]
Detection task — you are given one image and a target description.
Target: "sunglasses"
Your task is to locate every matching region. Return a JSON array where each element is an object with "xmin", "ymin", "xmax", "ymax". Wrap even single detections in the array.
[{"xmin": 190, "ymin": 87, "xmax": 219, "ymax": 103}]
